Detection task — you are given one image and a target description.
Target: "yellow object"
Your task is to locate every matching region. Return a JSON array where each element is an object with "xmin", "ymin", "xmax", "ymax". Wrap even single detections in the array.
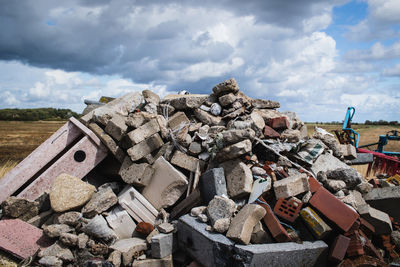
[
  {"xmin": 387, "ymin": 174, "xmax": 400, "ymax": 185},
  {"xmin": 300, "ymin": 207, "xmax": 331, "ymax": 239}
]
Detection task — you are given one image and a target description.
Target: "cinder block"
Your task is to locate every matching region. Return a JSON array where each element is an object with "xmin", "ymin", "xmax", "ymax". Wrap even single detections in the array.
[
  {"xmin": 329, "ymin": 235, "xmax": 350, "ymax": 262},
  {"xmin": 127, "ymin": 119, "xmax": 160, "ymax": 145},
  {"xmin": 105, "ymin": 114, "xmax": 128, "ymax": 141},
  {"xmin": 171, "ymin": 150, "xmax": 200, "ymax": 172},
  {"xmin": 310, "ymin": 187, "xmax": 359, "ymax": 232},
  {"xmin": 127, "ymin": 133, "xmax": 164, "ymax": 161},
  {"xmin": 364, "ymin": 187, "xmax": 400, "ymax": 222},
  {"xmin": 358, "ymin": 204, "xmax": 392, "ymax": 234},
  {"xmin": 274, "ymin": 198, "xmax": 302, "ymax": 223},
  {"xmin": 273, "ymin": 173, "xmax": 309, "ymax": 199},
  {"xmin": 151, "ymin": 233, "xmax": 174, "ymax": 258},
  {"xmin": 167, "ymin": 111, "xmax": 190, "ymax": 130},
  {"xmin": 199, "ymin": 168, "xmax": 227, "ymax": 204}
]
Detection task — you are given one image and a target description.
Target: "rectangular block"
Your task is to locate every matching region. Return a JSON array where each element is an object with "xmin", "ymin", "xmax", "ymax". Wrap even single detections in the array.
[
  {"xmin": 127, "ymin": 133, "xmax": 164, "ymax": 161},
  {"xmin": 151, "ymin": 233, "xmax": 174, "ymax": 259},
  {"xmin": 171, "ymin": 150, "xmax": 200, "ymax": 172},
  {"xmin": 308, "ymin": 176, "xmax": 321, "ymax": 193},
  {"xmin": 199, "ymin": 168, "xmax": 227, "ymax": 204},
  {"xmin": 269, "ymin": 117, "xmax": 289, "ymax": 130},
  {"xmin": 310, "ymin": 187, "xmax": 359, "ymax": 232},
  {"xmin": 167, "ymin": 111, "xmax": 190, "ymax": 130},
  {"xmin": 127, "ymin": 119, "xmax": 160, "ymax": 145},
  {"xmin": 0, "ymin": 219, "xmax": 51, "ymax": 259},
  {"xmin": 300, "ymin": 207, "xmax": 332, "ymax": 239},
  {"xmin": 346, "ymin": 231, "xmax": 364, "ymax": 257},
  {"xmin": 118, "ymin": 186, "xmax": 158, "ymax": 224},
  {"xmin": 274, "ymin": 198, "xmax": 302, "ymax": 223},
  {"xmin": 363, "ymin": 187, "xmax": 400, "ymax": 222},
  {"xmin": 273, "ymin": 173, "xmax": 309, "ymax": 199},
  {"xmin": 106, "ymin": 205, "xmax": 137, "ymax": 239},
  {"xmin": 257, "ymin": 197, "xmax": 291, "ymax": 243},
  {"xmin": 358, "ymin": 204, "xmax": 392, "ymax": 234},
  {"xmin": 105, "ymin": 114, "xmax": 128, "ymax": 141},
  {"xmin": 329, "ymin": 235, "xmax": 350, "ymax": 262}
]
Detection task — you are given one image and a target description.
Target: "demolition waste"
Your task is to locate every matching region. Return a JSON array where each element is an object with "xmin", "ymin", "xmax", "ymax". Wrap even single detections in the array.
[{"xmin": 1, "ymin": 78, "xmax": 400, "ymax": 266}]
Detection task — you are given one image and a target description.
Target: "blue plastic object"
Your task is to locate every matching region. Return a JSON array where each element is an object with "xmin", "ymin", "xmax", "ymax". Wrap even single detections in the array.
[{"xmin": 342, "ymin": 107, "xmax": 360, "ymax": 148}]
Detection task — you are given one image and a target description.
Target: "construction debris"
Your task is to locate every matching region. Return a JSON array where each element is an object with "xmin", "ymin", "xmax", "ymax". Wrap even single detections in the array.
[{"xmin": 1, "ymin": 78, "xmax": 400, "ymax": 266}]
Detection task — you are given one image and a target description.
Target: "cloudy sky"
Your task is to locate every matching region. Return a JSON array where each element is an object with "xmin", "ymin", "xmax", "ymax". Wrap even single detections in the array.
[{"xmin": 0, "ymin": 0, "xmax": 399, "ymax": 122}]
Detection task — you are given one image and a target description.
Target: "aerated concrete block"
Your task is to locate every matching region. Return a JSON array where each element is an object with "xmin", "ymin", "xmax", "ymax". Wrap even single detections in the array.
[
  {"xmin": 199, "ymin": 168, "xmax": 228, "ymax": 204},
  {"xmin": 151, "ymin": 233, "xmax": 174, "ymax": 259}
]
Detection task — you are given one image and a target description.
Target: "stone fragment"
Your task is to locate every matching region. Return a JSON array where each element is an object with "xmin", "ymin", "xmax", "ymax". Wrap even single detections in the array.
[
  {"xmin": 88, "ymin": 242, "xmax": 109, "ymax": 256},
  {"xmin": 251, "ymin": 99, "xmax": 280, "ymax": 109},
  {"xmin": 128, "ymin": 119, "xmax": 161, "ymax": 145},
  {"xmin": 106, "ymin": 205, "xmax": 137, "ymax": 239},
  {"xmin": 82, "ymin": 187, "xmax": 118, "ymax": 218},
  {"xmin": 39, "ymin": 256, "xmax": 63, "ymax": 267},
  {"xmin": 188, "ymin": 142, "xmax": 202, "ymax": 155},
  {"xmin": 358, "ymin": 204, "xmax": 392, "ymax": 234},
  {"xmin": 142, "ymin": 89, "xmax": 160, "ymax": 105},
  {"xmin": 199, "ymin": 168, "xmax": 228, "ymax": 204},
  {"xmin": 252, "ymin": 167, "xmax": 266, "ymax": 176},
  {"xmin": 300, "ymin": 207, "xmax": 332, "ymax": 239},
  {"xmin": 212, "ymin": 78, "xmax": 239, "ymax": 96},
  {"xmin": 218, "ymin": 93, "xmax": 237, "ymax": 107},
  {"xmin": 108, "ymin": 250, "xmax": 122, "ymax": 267},
  {"xmin": 190, "ymin": 206, "xmax": 207, "ymax": 217},
  {"xmin": 38, "ymin": 242, "xmax": 74, "ymax": 262},
  {"xmin": 77, "ymin": 233, "xmax": 89, "ymax": 249},
  {"xmin": 82, "ymin": 215, "xmax": 117, "ymax": 242},
  {"xmin": 170, "ymin": 150, "xmax": 199, "ymax": 172},
  {"xmin": 194, "ymin": 108, "xmax": 223, "ymax": 126},
  {"xmin": 251, "ymin": 221, "xmax": 273, "ymax": 244},
  {"xmin": 311, "ymin": 152, "xmax": 351, "ymax": 175},
  {"xmin": 118, "ymin": 186, "xmax": 158, "ymax": 224},
  {"xmin": 250, "ymin": 111, "xmax": 266, "ymax": 134},
  {"xmin": 53, "ymin": 211, "xmax": 82, "ymax": 227},
  {"xmin": 340, "ymin": 144, "xmax": 357, "ymax": 159},
  {"xmin": 325, "ymin": 179, "xmax": 347, "ymax": 193},
  {"xmin": 1, "ymin": 196, "xmax": 39, "ymax": 221},
  {"xmin": 59, "ymin": 233, "xmax": 79, "ymax": 247},
  {"xmin": 221, "ymin": 128, "xmax": 255, "ymax": 144},
  {"xmin": 363, "ymin": 187, "xmax": 400, "ymax": 221},
  {"xmin": 126, "ymin": 112, "xmax": 147, "ymax": 128},
  {"xmin": 210, "ymin": 103, "xmax": 222, "ymax": 116},
  {"xmin": 26, "ymin": 210, "xmax": 53, "ymax": 227},
  {"xmin": 136, "ymin": 222, "xmax": 155, "ymax": 237},
  {"xmin": 162, "ymin": 94, "xmax": 208, "ymax": 109},
  {"xmin": 248, "ymin": 178, "xmax": 272, "ymax": 204},
  {"xmin": 43, "ymin": 224, "xmax": 73, "ymax": 238},
  {"xmin": 326, "ymin": 168, "xmax": 363, "ymax": 189},
  {"xmin": 302, "ymin": 191, "xmax": 312, "ymax": 203},
  {"xmin": 158, "ymin": 104, "xmax": 175, "ymax": 118},
  {"xmin": 151, "ymin": 233, "xmax": 174, "ymax": 259},
  {"xmin": 119, "ymin": 157, "xmax": 154, "ymax": 187},
  {"xmin": 226, "ymin": 204, "xmax": 266, "ymax": 245},
  {"xmin": 213, "ymin": 218, "xmax": 231, "ymax": 234},
  {"xmin": 273, "ymin": 173, "xmax": 309, "ymax": 199},
  {"xmin": 110, "ymin": 238, "xmax": 148, "ymax": 266},
  {"xmin": 105, "ymin": 114, "xmax": 127, "ymax": 141},
  {"xmin": 263, "ymin": 125, "xmax": 280, "ymax": 138},
  {"xmin": 280, "ymin": 129, "xmax": 301, "ymax": 143},
  {"xmin": 215, "ymin": 139, "xmax": 252, "ymax": 162},
  {"xmin": 228, "ymin": 119, "xmax": 253, "ymax": 130},
  {"xmin": 88, "ymin": 122, "xmax": 125, "ymax": 162},
  {"xmin": 132, "ymin": 255, "xmax": 173, "ymax": 267},
  {"xmin": 197, "ymin": 214, "xmax": 208, "ymax": 223},
  {"xmin": 206, "ymin": 196, "xmax": 236, "ymax": 227},
  {"xmin": 220, "ymin": 159, "xmax": 253, "ymax": 199},
  {"xmin": 142, "ymin": 157, "xmax": 188, "ymax": 210},
  {"xmin": 49, "ymin": 173, "xmax": 96, "ymax": 213},
  {"xmin": 167, "ymin": 111, "xmax": 190, "ymax": 130},
  {"xmin": 342, "ymin": 190, "xmax": 366, "ymax": 210},
  {"xmin": 312, "ymin": 127, "xmax": 343, "ymax": 158},
  {"xmin": 127, "ymin": 133, "xmax": 164, "ymax": 161}
]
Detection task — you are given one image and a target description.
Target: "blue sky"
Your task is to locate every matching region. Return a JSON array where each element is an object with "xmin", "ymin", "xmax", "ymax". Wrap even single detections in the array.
[{"xmin": 0, "ymin": 0, "xmax": 399, "ymax": 122}]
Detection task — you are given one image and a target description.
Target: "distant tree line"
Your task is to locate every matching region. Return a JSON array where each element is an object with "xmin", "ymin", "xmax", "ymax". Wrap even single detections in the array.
[
  {"xmin": 364, "ymin": 120, "xmax": 399, "ymax": 126},
  {"xmin": 0, "ymin": 108, "xmax": 80, "ymax": 121}
]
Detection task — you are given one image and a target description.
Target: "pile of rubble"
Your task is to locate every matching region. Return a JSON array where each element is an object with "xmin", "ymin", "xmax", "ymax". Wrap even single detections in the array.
[{"xmin": 1, "ymin": 78, "xmax": 400, "ymax": 267}]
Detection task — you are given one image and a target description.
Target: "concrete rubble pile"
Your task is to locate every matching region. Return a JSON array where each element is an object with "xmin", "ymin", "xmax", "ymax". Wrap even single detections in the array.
[{"xmin": 1, "ymin": 78, "xmax": 400, "ymax": 267}]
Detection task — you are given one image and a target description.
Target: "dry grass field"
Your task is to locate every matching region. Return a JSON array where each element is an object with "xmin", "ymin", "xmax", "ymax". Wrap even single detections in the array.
[{"xmin": 0, "ymin": 121, "xmax": 399, "ymax": 179}]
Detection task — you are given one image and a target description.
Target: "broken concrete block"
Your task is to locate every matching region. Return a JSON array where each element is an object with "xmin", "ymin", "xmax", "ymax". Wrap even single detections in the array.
[
  {"xmin": 194, "ymin": 108, "xmax": 224, "ymax": 126},
  {"xmin": 82, "ymin": 215, "xmax": 117, "ymax": 242},
  {"xmin": 206, "ymin": 196, "xmax": 236, "ymax": 227},
  {"xmin": 88, "ymin": 122, "xmax": 125, "ymax": 162},
  {"xmin": 167, "ymin": 111, "xmax": 190, "ymax": 130},
  {"xmin": 212, "ymin": 78, "xmax": 240, "ymax": 96},
  {"xmin": 188, "ymin": 141, "xmax": 202, "ymax": 155},
  {"xmin": 151, "ymin": 233, "xmax": 174, "ymax": 259},
  {"xmin": 59, "ymin": 233, "xmax": 79, "ymax": 247},
  {"xmin": 248, "ymin": 178, "xmax": 272, "ymax": 204},
  {"xmin": 218, "ymin": 93, "xmax": 237, "ymax": 107},
  {"xmin": 251, "ymin": 221, "xmax": 273, "ymax": 244},
  {"xmin": 226, "ymin": 204, "xmax": 266, "ymax": 245},
  {"xmin": 325, "ymin": 179, "xmax": 347, "ymax": 193},
  {"xmin": 127, "ymin": 133, "xmax": 164, "ymax": 161},
  {"xmin": 110, "ymin": 238, "xmax": 148, "ymax": 266},
  {"xmin": 264, "ymin": 125, "xmax": 280, "ymax": 138},
  {"xmin": 213, "ymin": 218, "xmax": 231, "ymax": 233},
  {"xmin": 1, "ymin": 196, "xmax": 39, "ymax": 221},
  {"xmin": 127, "ymin": 119, "xmax": 160, "ymax": 145},
  {"xmin": 222, "ymin": 106, "xmax": 245, "ymax": 120},
  {"xmin": 251, "ymin": 98, "xmax": 280, "ymax": 109},
  {"xmin": 300, "ymin": 207, "xmax": 332, "ymax": 239},
  {"xmin": 0, "ymin": 219, "xmax": 51, "ymax": 259},
  {"xmin": 43, "ymin": 224, "xmax": 73, "ymax": 238},
  {"xmin": 363, "ymin": 187, "xmax": 400, "ymax": 221},
  {"xmin": 53, "ymin": 211, "xmax": 82, "ymax": 227},
  {"xmin": 119, "ymin": 157, "xmax": 154, "ymax": 187},
  {"xmin": 310, "ymin": 151, "xmax": 351, "ymax": 175},
  {"xmin": 49, "ymin": 173, "xmax": 96, "ymax": 213},
  {"xmin": 105, "ymin": 114, "xmax": 128, "ymax": 141},
  {"xmin": 143, "ymin": 89, "xmax": 160, "ymax": 105},
  {"xmin": 199, "ymin": 168, "xmax": 228, "ymax": 204},
  {"xmin": 157, "ymin": 222, "xmax": 175, "ymax": 234},
  {"xmin": 142, "ymin": 156, "xmax": 188, "ymax": 210},
  {"xmin": 310, "ymin": 187, "xmax": 359, "ymax": 232},
  {"xmin": 170, "ymin": 150, "xmax": 199, "ymax": 172},
  {"xmin": 220, "ymin": 159, "xmax": 253, "ymax": 199},
  {"xmin": 358, "ymin": 204, "xmax": 392, "ymax": 234},
  {"xmin": 118, "ymin": 186, "xmax": 158, "ymax": 224},
  {"xmin": 342, "ymin": 190, "xmax": 366, "ymax": 211},
  {"xmin": 340, "ymin": 144, "xmax": 357, "ymax": 159},
  {"xmin": 39, "ymin": 255, "xmax": 63, "ymax": 266},
  {"xmin": 38, "ymin": 241, "xmax": 74, "ymax": 262},
  {"xmin": 221, "ymin": 128, "xmax": 255, "ymax": 144},
  {"xmin": 132, "ymin": 255, "xmax": 173, "ymax": 267},
  {"xmin": 82, "ymin": 187, "xmax": 118, "ymax": 218},
  {"xmin": 162, "ymin": 94, "xmax": 208, "ymax": 110},
  {"xmin": 108, "ymin": 250, "xmax": 122, "ymax": 267},
  {"xmin": 273, "ymin": 173, "xmax": 309, "ymax": 199},
  {"xmin": 215, "ymin": 139, "xmax": 252, "ymax": 162},
  {"xmin": 326, "ymin": 168, "xmax": 362, "ymax": 189},
  {"xmin": 280, "ymin": 129, "xmax": 301, "ymax": 143},
  {"xmin": 77, "ymin": 233, "xmax": 89, "ymax": 249},
  {"xmin": 106, "ymin": 205, "xmax": 137, "ymax": 239}
]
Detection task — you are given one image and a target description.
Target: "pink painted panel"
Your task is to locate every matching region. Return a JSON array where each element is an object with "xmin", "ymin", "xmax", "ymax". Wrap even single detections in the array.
[
  {"xmin": 0, "ymin": 219, "xmax": 52, "ymax": 259},
  {"xmin": 18, "ymin": 135, "xmax": 108, "ymax": 201},
  {"xmin": 0, "ymin": 120, "xmax": 82, "ymax": 202}
]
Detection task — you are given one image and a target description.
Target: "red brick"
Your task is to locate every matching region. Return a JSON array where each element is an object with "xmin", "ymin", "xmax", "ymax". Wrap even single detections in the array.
[
  {"xmin": 0, "ymin": 219, "xmax": 52, "ymax": 259},
  {"xmin": 359, "ymin": 230, "xmax": 383, "ymax": 261},
  {"xmin": 309, "ymin": 187, "xmax": 359, "ymax": 232},
  {"xmin": 263, "ymin": 125, "xmax": 280, "ymax": 138},
  {"xmin": 329, "ymin": 234, "xmax": 350, "ymax": 262},
  {"xmin": 346, "ymin": 230, "xmax": 364, "ymax": 257},
  {"xmin": 135, "ymin": 222, "xmax": 154, "ymax": 236},
  {"xmin": 308, "ymin": 176, "xmax": 321, "ymax": 193},
  {"xmin": 257, "ymin": 197, "xmax": 291, "ymax": 243},
  {"xmin": 360, "ymin": 218, "xmax": 375, "ymax": 238},
  {"xmin": 274, "ymin": 198, "xmax": 302, "ymax": 223},
  {"xmin": 268, "ymin": 117, "xmax": 289, "ymax": 130}
]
